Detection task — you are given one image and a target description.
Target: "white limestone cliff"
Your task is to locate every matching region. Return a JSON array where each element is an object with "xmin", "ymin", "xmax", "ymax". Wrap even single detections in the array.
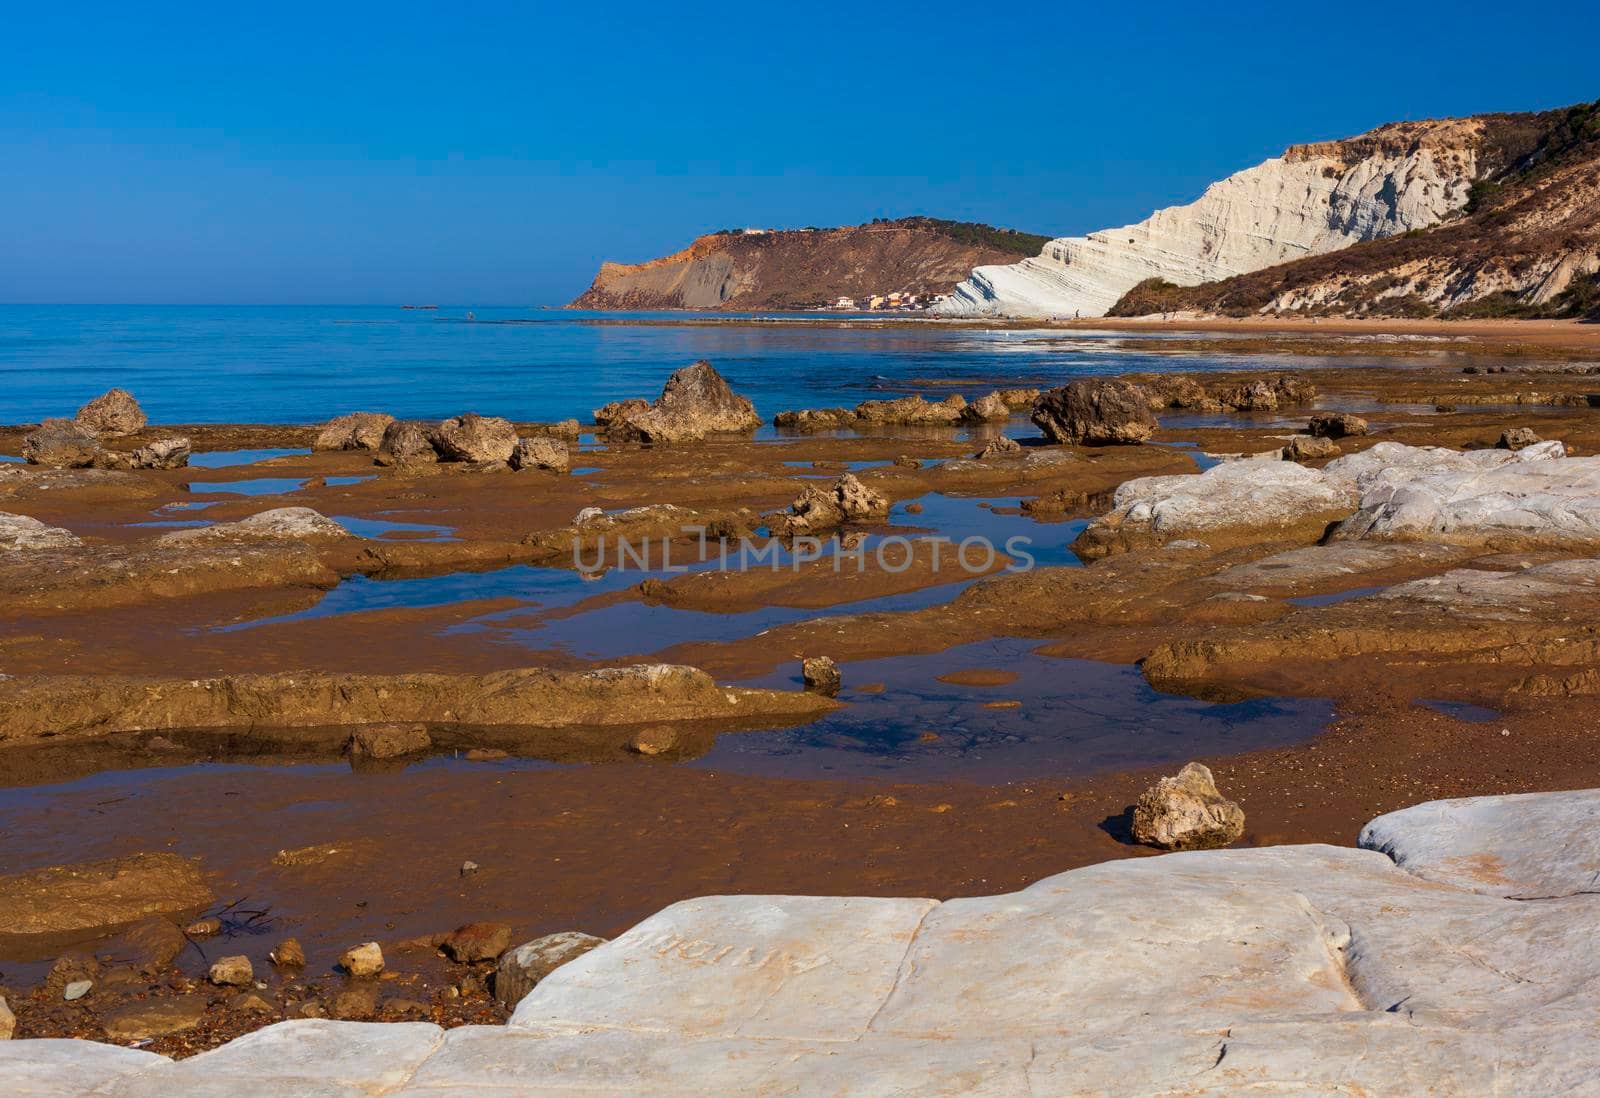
[{"xmin": 935, "ymin": 118, "xmax": 1487, "ymax": 318}]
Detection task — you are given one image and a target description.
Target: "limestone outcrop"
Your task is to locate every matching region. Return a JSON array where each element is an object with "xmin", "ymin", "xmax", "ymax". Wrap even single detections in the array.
[
  {"xmin": 936, "ymin": 116, "xmax": 1503, "ymax": 318},
  {"xmin": 1031, "ymin": 379, "xmax": 1156, "ymax": 445},
  {"xmin": 601, "ymin": 362, "xmax": 761, "ymax": 444},
  {"xmin": 17, "ymin": 788, "xmax": 1600, "ymax": 1094},
  {"xmin": 314, "ymin": 412, "xmax": 396, "ymax": 451},
  {"xmin": 0, "ymin": 512, "xmax": 82, "ymax": 551},
  {"xmin": 74, "ymin": 388, "xmax": 147, "ymax": 436}
]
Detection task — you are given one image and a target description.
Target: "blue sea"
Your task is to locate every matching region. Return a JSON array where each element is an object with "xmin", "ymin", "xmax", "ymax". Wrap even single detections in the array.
[{"xmin": 0, "ymin": 305, "xmax": 1418, "ymax": 427}]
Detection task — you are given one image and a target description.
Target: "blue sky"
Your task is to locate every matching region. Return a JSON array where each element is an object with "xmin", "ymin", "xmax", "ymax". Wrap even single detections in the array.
[{"xmin": 2, "ymin": 2, "xmax": 1594, "ymax": 305}]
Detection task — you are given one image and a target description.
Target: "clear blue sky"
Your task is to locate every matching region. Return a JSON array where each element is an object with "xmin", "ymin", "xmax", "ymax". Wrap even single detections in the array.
[{"xmin": 2, "ymin": 1, "xmax": 1593, "ymax": 305}]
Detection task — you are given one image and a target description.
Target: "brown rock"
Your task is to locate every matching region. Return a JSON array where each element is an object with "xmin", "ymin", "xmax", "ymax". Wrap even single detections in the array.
[
  {"xmin": 773, "ymin": 407, "xmax": 857, "ymax": 431},
  {"xmin": 509, "ymin": 437, "xmax": 570, "ymax": 473},
  {"xmin": 441, "ymin": 921, "xmax": 513, "ymax": 964},
  {"xmin": 1282, "ymin": 435, "xmax": 1340, "ymax": 462},
  {"xmin": 974, "ymin": 435, "xmax": 1023, "ymax": 459},
  {"xmin": 347, "ymin": 724, "xmax": 432, "ymax": 760},
  {"xmin": 101, "ymin": 996, "xmax": 208, "ymax": 1040},
  {"xmin": 1498, "ymin": 427, "xmax": 1542, "ymax": 450},
  {"xmin": 627, "ymin": 726, "xmax": 678, "ymax": 756},
  {"xmin": 960, "ymin": 391, "xmax": 1013, "ymax": 423},
  {"xmin": 228, "ymin": 991, "xmax": 276, "ymax": 1015},
  {"xmin": 75, "ymin": 388, "xmax": 147, "ymax": 436},
  {"xmin": 1031, "ymin": 380, "xmax": 1157, "ymax": 445},
  {"xmin": 375, "ymin": 420, "xmax": 439, "ymax": 468},
  {"xmin": 120, "ymin": 917, "xmax": 187, "ymax": 975},
  {"xmin": 208, "ymin": 955, "xmax": 253, "ymax": 987},
  {"xmin": 184, "ymin": 916, "xmax": 222, "ymax": 938},
  {"xmin": 854, "ymin": 395, "xmax": 967, "ymax": 425},
  {"xmin": 0, "ymin": 853, "xmax": 212, "ymax": 938},
  {"xmin": 1131, "ymin": 762, "xmax": 1245, "ymax": 851},
  {"xmin": 270, "ymin": 938, "xmax": 305, "ymax": 968},
  {"xmin": 127, "ymin": 437, "xmax": 191, "ymax": 470},
  {"xmin": 803, "ymin": 656, "xmax": 841, "ymax": 696},
  {"xmin": 339, "ymin": 941, "xmax": 384, "ymax": 978},
  {"xmin": 494, "ymin": 931, "xmax": 607, "ymax": 1007},
  {"xmin": 315, "ymin": 412, "xmax": 396, "ymax": 451},
  {"xmin": 429, "ymin": 413, "xmax": 519, "ymax": 464},
  {"xmin": 593, "ymin": 398, "xmax": 650, "ymax": 426},
  {"xmin": 1308, "ymin": 412, "xmax": 1369, "ymax": 439},
  {"xmin": 605, "ymin": 362, "xmax": 762, "ymax": 443},
  {"xmin": 332, "ymin": 985, "xmax": 378, "ymax": 1019},
  {"xmin": 21, "ymin": 419, "xmax": 103, "ymax": 468}
]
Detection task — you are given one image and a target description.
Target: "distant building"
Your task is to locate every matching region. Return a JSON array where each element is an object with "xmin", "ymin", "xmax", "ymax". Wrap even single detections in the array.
[{"xmin": 835, "ymin": 296, "xmax": 857, "ymax": 310}]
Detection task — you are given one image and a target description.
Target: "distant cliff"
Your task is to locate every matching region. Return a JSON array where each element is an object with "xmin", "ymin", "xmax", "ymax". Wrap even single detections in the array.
[
  {"xmin": 1107, "ymin": 100, "xmax": 1600, "ymax": 320},
  {"xmin": 569, "ymin": 218, "xmax": 1050, "ymax": 311},
  {"xmin": 936, "ymin": 107, "xmax": 1587, "ymax": 320}
]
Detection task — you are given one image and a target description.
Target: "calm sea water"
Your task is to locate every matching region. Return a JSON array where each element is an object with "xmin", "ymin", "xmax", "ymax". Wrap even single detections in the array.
[{"xmin": 1, "ymin": 304, "xmax": 1413, "ymax": 426}]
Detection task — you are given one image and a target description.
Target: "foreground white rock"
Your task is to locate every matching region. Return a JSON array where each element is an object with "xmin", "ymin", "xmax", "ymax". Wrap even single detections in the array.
[
  {"xmin": 936, "ymin": 117, "xmax": 1485, "ymax": 318},
  {"xmin": 0, "ymin": 512, "xmax": 82, "ymax": 551},
  {"xmin": 11, "ymin": 788, "xmax": 1600, "ymax": 1094}
]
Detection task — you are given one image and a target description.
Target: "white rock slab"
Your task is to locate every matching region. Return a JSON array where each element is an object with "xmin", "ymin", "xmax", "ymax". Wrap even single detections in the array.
[
  {"xmin": 509, "ymin": 894, "xmax": 937, "ymax": 1040},
  {"xmin": 1361, "ymin": 789, "xmax": 1600, "ymax": 899},
  {"xmin": 0, "ymin": 512, "xmax": 82, "ymax": 551},
  {"xmin": 0, "ymin": 1040, "xmax": 164, "ymax": 1096}
]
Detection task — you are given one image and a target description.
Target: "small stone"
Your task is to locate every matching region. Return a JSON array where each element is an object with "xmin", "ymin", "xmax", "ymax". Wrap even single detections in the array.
[
  {"xmin": 1131, "ymin": 762, "xmax": 1246, "ymax": 851},
  {"xmin": 339, "ymin": 941, "xmax": 384, "ymax": 978},
  {"xmin": 509, "ymin": 436, "xmax": 570, "ymax": 473},
  {"xmin": 185, "ymin": 916, "xmax": 222, "ymax": 938},
  {"xmin": 102, "ymin": 996, "xmax": 209, "ymax": 1039},
  {"xmin": 228, "ymin": 991, "xmax": 276, "ymax": 1015},
  {"xmin": 459, "ymin": 860, "xmax": 480, "ymax": 877},
  {"xmin": 381, "ymin": 998, "xmax": 429, "ymax": 1018},
  {"xmin": 495, "ymin": 931, "xmax": 608, "ymax": 1007},
  {"xmin": 63, "ymin": 979, "xmax": 93, "ymax": 1001},
  {"xmin": 802, "ymin": 656, "xmax": 841, "ymax": 696},
  {"xmin": 208, "ymin": 955, "xmax": 253, "ymax": 987},
  {"xmin": 626, "ymin": 726, "xmax": 677, "ymax": 756},
  {"xmin": 464, "ymin": 748, "xmax": 508, "ymax": 761},
  {"xmin": 893, "ymin": 455, "xmax": 921, "ymax": 469},
  {"xmin": 974, "ymin": 435, "xmax": 1023, "ymax": 459},
  {"xmin": 441, "ymin": 921, "xmax": 514, "ymax": 964},
  {"xmin": 347, "ymin": 724, "xmax": 432, "ymax": 760},
  {"xmin": 1282, "ymin": 435, "xmax": 1340, "ymax": 462},
  {"xmin": 905, "ymin": 502, "xmax": 924, "ymax": 514},
  {"xmin": 1307, "ymin": 412, "xmax": 1369, "ymax": 439},
  {"xmin": 1498, "ymin": 427, "xmax": 1541, "ymax": 450},
  {"xmin": 269, "ymin": 938, "xmax": 305, "ymax": 968},
  {"xmin": 298, "ymin": 1001, "xmax": 327, "ymax": 1019},
  {"xmin": 333, "ymin": 985, "xmax": 378, "ymax": 1019}
]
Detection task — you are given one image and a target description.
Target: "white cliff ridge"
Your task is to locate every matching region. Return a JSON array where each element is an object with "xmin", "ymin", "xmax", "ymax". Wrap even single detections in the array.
[{"xmin": 935, "ymin": 118, "xmax": 1487, "ymax": 318}]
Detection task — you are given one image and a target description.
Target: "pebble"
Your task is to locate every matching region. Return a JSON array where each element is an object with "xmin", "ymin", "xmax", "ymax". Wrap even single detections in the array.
[
  {"xmin": 63, "ymin": 979, "xmax": 92, "ymax": 1001},
  {"xmin": 208, "ymin": 956, "xmax": 254, "ymax": 987},
  {"xmin": 339, "ymin": 942, "xmax": 385, "ymax": 978},
  {"xmin": 270, "ymin": 938, "xmax": 305, "ymax": 967},
  {"xmin": 185, "ymin": 916, "xmax": 222, "ymax": 938},
  {"xmin": 460, "ymin": 861, "xmax": 480, "ymax": 877}
]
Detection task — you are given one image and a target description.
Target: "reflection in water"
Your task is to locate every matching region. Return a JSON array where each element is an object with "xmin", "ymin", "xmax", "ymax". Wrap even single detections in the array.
[
  {"xmin": 187, "ymin": 448, "xmax": 311, "ymax": 468},
  {"xmin": 697, "ymin": 638, "xmax": 1334, "ymax": 782}
]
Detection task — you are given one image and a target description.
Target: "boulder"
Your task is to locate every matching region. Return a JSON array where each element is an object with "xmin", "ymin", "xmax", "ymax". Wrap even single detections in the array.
[
  {"xmin": 1308, "ymin": 412, "xmax": 1369, "ymax": 439},
  {"xmin": 375, "ymin": 420, "xmax": 439, "ymax": 468},
  {"xmin": 593, "ymin": 398, "xmax": 650, "ymax": 427},
  {"xmin": 802, "ymin": 656, "xmax": 841, "ymax": 696},
  {"xmin": 441, "ymin": 922, "xmax": 513, "ymax": 964},
  {"xmin": 129, "ymin": 437, "xmax": 191, "ymax": 470},
  {"xmin": 1130, "ymin": 762, "xmax": 1245, "ymax": 850},
  {"xmin": 0, "ymin": 853, "xmax": 212, "ymax": 938},
  {"xmin": 0, "ymin": 512, "xmax": 82, "ymax": 551},
  {"xmin": 495, "ymin": 932, "xmax": 607, "ymax": 1007},
  {"xmin": 156, "ymin": 507, "xmax": 350, "ymax": 545},
  {"xmin": 1281, "ymin": 435, "xmax": 1339, "ymax": 462},
  {"xmin": 339, "ymin": 942, "xmax": 384, "ymax": 978},
  {"xmin": 1218, "ymin": 380, "xmax": 1281, "ymax": 411},
  {"xmin": 22, "ymin": 419, "xmax": 103, "ymax": 468},
  {"xmin": 1031, "ymin": 380, "xmax": 1157, "ymax": 445},
  {"xmin": 509, "ymin": 437, "xmax": 569, "ymax": 473},
  {"xmin": 854, "ymin": 395, "xmax": 967, "ymax": 425},
  {"xmin": 314, "ymin": 413, "xmax": 396, "ymax": 452},
  {"xmin": 605, "ymin": 362, "xmax": 762, "ymax": 443},
  {"xmin": 348, "ymin": 724, "xmax": 432, "ymax": 760},
  {"xmin": 959, "ymin": 392, "xmax": 1012, "ymax": 423},
  {"xmin": 208, "ymin": 956, "xmax": 253, "ymax": 987},
  {"xmin": 1142, "ymin": 375, "xmax": 1219, "ymax": 411},
  {"xmin": 1498, "ymin": 426, "xmax": 1542, "ymax": 450},
  {"xmin": 74, "ymin": 388, "xmax": 146, "ymax": 436},
  {"xmin": 429, "ymin": 413, "xmax": 518, "ymax": 464}
]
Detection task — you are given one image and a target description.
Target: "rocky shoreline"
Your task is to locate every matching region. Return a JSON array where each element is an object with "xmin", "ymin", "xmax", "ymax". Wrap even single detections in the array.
[{"xmin": 5, "ymin": 325, "xmax": 1600, "ymax": 1076}]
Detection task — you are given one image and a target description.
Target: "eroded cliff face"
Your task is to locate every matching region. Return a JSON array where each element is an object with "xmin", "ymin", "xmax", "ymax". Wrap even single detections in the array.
[
  {"xmin": 1107, "ymin": 101, "xmax": 1600, "ymax": 320},
  {"xmin": 935, "ymin": 116, "xmax": 1528, "ymax": 319},
  {"xmin": 569, "ymin": 219, "xmax": 1047, "ymax": 311}
]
